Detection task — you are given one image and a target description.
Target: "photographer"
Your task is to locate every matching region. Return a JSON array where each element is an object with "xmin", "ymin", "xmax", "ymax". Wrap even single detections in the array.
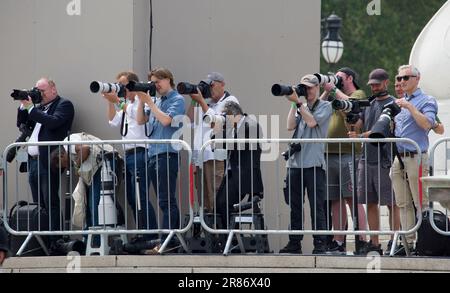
[
  {"xmin": 395, "ymin": 75, "xmax": 444, "ymax": 135},
  {"xmin": 212, "ymin": 101, "xmax": 263, "ymax": 229},
  {"xmin": 391, "ymin": 65, "xmax": 438, "ymax": 250},
  {"xmin": 102, "ymin": 71, "xmax": 157, "ymax": 244},
  {"xmin": 348, "ymin": 69, "xmax": 400, "ymax": 254},
  {"xmin": 280, "ymin": 74, "xmax": 332, "ymax": 254},
  {"xmin": 136, "ymin": 68, "xmax": 185, "ymax": 252},
  {"xmin": 319, "ymin": 67, "xmax": 368, "ymax": 254},
  {"xmin": 186, "ymin": 72, "xmax": 240, "ymax": 214},
  {"xmin": 16, "ymin": 78, "xmax": 74, "ymax": 251}
]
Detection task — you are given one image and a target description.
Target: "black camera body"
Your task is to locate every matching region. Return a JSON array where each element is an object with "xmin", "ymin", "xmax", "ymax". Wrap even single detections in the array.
[
  {"xmin": 271, "ymin": 84, "xmax": 307, "ymax": 97},
  {"xmin": 11, "ymin": 88, "xmax": 43, "ymax": 104},
  {"xmin": 126, "ymin": 81, "xmax": 157, "ymax": 96},
  {"xmin": 177, "ymin": 81, "xmax": 212, "ymax": 99},
  {"xmin": 282, "ymin": 143, "xmax": 302, "ymax": 161},
  {"xmin": 369, "ymin": 101, "xmax": 402, "ymax": 142}
]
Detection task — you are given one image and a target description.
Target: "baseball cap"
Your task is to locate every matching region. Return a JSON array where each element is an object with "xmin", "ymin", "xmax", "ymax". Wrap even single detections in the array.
[
  {"xmin": 367, "ymin": 68, "xmax": 389, "ymax": 85},
  {"xmin": 300, "ymin": 74, "xmax": 319, "ymax": 87},
  {"xmin": 338, "ymin": 67, "xmax": 360, "ymax": 89},
  {"xmin": 202, "ymin": 72, "xmax": 225, "ymax": 85}
]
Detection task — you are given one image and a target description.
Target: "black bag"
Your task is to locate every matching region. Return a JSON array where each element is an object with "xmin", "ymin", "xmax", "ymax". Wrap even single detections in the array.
[
  {"xmin": 8, "ymin": 201, "xmax": 50, "ymax": 256},
  {"xmin": 416, "ymin": 209, "xmax": 450, "ymax": 256}
]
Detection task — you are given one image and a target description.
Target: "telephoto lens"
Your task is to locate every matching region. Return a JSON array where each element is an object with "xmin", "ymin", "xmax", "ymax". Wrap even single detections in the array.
[
  {"xmin": 126, "ymin": 81, "xmax": 157, "ymax": 96},
  {"xmin": 90, "ymin": 81, "xmax": 126, "ymax": 97},
  {"xmin": 203, "ymin": 114, "xmax": 226, "ymax": 125},
  {"xmin": 271, "ymin": 84, "xmax": 307, "ymax": 97}
]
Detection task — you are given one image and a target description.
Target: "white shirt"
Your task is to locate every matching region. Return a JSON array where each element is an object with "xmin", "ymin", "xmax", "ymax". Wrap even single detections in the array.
[
  {"xmin": 109, "ymin": 96, "xmax": 148, "ymax": 151},
  {"xmin": 192, "ymin": 93, "xmax": 239, "ymax": 166}
]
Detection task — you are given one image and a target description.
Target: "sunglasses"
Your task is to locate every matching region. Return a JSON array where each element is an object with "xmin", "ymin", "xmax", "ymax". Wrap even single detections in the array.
[{"xmin": 396, "ymin": 75, "xmax": 416, "ymax": 82}]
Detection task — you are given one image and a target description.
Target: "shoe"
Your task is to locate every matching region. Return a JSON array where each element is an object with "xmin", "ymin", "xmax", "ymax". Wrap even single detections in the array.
[
  {"xmin": 354, "ymin": 239, "xmax": 369, "ymax": 255},
  {"xmin": 144, "ymin": 240, "xmax": 181, "ymax": 255},
  {"xmin": 312, "ymin": 241, "xmax": 327, "ymax": 255},
  {"xmin": 326, "ymin": 240, "xmax": 346, "ymax": 255},
  {"xmin": 279, "ymin": 240, "xmax": 302, "ymax": 254},
  {"xmin": 123, "ymin": 238, "xmax": 160, "ymax": 254},
  {"xmin": 363, "ymin": 240, "xmax": 383, "ymax": 255}
]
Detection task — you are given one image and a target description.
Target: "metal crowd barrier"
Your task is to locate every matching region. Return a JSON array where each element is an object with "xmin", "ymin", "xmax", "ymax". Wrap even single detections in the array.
[
  {"xmin": 198, "ymin": 138, "xmax": 422, "ymax": 256},
  {"xmin": 2, "ymin": 139, "xmax": 193, "ymax": 256},
  {"xmin": 424, "ymin": 137, "xmax": 450, "ymax": 236}
]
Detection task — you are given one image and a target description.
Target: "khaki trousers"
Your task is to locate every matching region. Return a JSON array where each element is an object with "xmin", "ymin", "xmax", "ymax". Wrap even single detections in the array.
[{"xmin": 195, "ymin": 160, "xmax": 225, "ymax": 213}]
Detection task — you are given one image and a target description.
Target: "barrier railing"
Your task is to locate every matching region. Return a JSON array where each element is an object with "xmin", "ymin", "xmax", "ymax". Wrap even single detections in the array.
[
  {"xmin": 198, "ymin": 138, "xmax": 423, "ymax": 256},
  {"xmin": 2, "ymin": 139, "xmax": 193, "ymax": 256},
  {"xmin": 424, "ymin": 137, "xmax": 450, "ymax": 236}
]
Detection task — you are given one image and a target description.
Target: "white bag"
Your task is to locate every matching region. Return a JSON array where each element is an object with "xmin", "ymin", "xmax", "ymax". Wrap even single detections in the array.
[{"xmin": 72, "ymin": 178, "xmax": 86, "ymax": 228}]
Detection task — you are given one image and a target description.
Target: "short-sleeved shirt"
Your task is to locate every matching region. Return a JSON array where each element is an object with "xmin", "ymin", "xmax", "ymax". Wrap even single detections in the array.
[
  {"xmin": 394, "ymin": 88, "xmax": 438, "ymax": 153},
  {"xmin": 192, "ymin": 93, "xmax": 239, "ymax": 166},
  {"xmin": 360, "ymin": 95, "xmax": 396, "ymax": 167},
  {"xmin": 146, "ymin": 90, "xmax": 186, "ymax": 157},
  {"xmin": 326, "ymin": 89, "xmax": 366, "ymax": 154},
  {"xmin": 287, "ymin": 99, "xmax": 332, "ymax": 169}
]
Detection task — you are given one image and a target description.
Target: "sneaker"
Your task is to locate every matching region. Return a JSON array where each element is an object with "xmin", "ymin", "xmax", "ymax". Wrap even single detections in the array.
[
  {"xmin": 123, "ymin": 238, "xmax": 160, "ymax": 254},
  {"xmin": 326, "ymin": 240, "xmax": 346, "ymax": 255},
  {"xmin": 144, "ymin": 240, "xmax": 181, "ymax": 255},
  {"xmin": 279, "ymin": 240, "xmax": 302, "ymax": 254},
  {"xmin": 354, "ymin": 239, "xmax": 369, "ymax": 255},
  {"xmin": 312, "ymin": 241, "xmax": 327, "ymax": 255},
  {"xmin": 364, "ymin": 240, "xmax": 383, "ymax": 255}
]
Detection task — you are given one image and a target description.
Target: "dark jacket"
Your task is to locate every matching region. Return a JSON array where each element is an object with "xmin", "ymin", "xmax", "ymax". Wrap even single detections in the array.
[{"xmin": 17, "ymin": 96, "xmax": 75, "ymax": 166}]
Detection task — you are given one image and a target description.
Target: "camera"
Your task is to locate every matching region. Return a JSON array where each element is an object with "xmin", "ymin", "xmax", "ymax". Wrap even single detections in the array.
[
  {"xmin": 125, "ymin": 81, "xmax": 157, "ymax": 96},
  {"xmin": 10, "ymin": 88, "xmax": 43, "ymax": 104},
  {"xmin": 6, "ymin": 122, "xmax": 34, "ymax": 163},
  {"xmin": 90, "ymin": 81, "xmax": 126, "ymax": 98},
  {"xmin": 271, "ymin": 84, "xmax": 307, "ymax": 97},
  {"xmin": 332, "ymin": 99, "xmax": 371, "ymax": 113},
  {"xmin": 233, "ymin": 196, "xmax": 262, "ymax": 213},
  {"xmin": 203, "ymin": 113, "xmax": 226, "ymax": 125},
  {"xmin": 177, "ymin": 81, "xmax": 212, "ymax": 99},
  {"xmin": 281, "ymin": 143, "xmax": 302, "ymax": 161},
  {"xmin": 369, "ymin": 101, "xmax": 402, "ymax": 143},
  {"xmin": 314, "ymin": 73, "xmax": 343, "ymax": 89}
]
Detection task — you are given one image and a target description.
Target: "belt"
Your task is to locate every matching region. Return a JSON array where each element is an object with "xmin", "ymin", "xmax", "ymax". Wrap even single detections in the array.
[
  {"xmin": 125, "ymin": 147, "xmax": 146, "ymax": 155},
  {"xmin": 398, "ymin": 151, "xmax": 426, "ymax": 158}
]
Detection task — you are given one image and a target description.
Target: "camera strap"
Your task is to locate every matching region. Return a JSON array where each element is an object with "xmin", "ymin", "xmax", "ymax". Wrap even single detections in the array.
[{"xmin": 120, "ymin": 111, "xmax": 129, "ymax": 137}]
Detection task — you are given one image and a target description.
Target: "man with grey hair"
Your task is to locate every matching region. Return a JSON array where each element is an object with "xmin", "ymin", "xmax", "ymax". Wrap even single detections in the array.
[
  {"xmin": 186, "ymin": 72, "xmax": 240, "ymax": 214},
  {"xmin": 391, "ymin": 64, "xmax": 438, "ymax": 251},
  {"xmin": 212, "ymin": 101, "xmax": 263, "ymax": 229}
]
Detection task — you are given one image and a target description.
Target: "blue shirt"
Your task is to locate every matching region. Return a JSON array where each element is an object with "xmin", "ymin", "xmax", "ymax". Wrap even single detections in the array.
[
  {"xmin": 146, "ymin": 90, "xmax": 185, "ymax": 157},
  {"xmin": 394, "ymin": 88, "xmax": 437, "ymax": 153}
]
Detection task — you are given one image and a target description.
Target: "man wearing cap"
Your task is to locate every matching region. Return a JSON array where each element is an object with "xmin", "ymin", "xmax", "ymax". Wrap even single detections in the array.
[
  {"xmin": 320, "ymin": 67, "xmax": 368, "ymax": 254},
  {"xmin": 348, "ymin": 68, "xmax": 401, "ymax": 254},
  {"xmin": 280, "ymin": 74, "xmax": 332, "ymax": 254},
  {"xmin": 391, "ymin": 65, "xmax": 438, "ymax": 250},
  {"xmin": 186, "ymin": 72, "xmax": 239, "ymax": 214}
]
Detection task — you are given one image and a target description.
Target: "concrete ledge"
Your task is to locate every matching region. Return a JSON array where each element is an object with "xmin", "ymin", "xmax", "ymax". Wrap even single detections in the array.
[
  {"xmin": 116, "ymin": 255, "xmax": 316, "ymax": 269},
  {"xmin": 2, "ymin": 256, "xmax": 116, "ymax": 269}
]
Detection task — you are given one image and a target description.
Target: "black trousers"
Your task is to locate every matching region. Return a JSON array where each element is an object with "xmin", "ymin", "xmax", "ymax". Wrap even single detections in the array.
[{"xmin": 284, "ymin": 167, "xmax": 327, "ymax": 245}]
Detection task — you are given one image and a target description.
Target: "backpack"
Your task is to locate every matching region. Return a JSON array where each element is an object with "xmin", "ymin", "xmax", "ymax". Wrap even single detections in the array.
[{"xmin": 416, "ymin": 209, "xmax": 450, "ymax": 256}]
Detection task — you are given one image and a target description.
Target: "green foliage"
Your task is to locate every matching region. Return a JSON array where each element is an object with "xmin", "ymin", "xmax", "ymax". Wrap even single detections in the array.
[{"xmin": 321, "ymin": 0, "xmax": 447, "ymax": 95}]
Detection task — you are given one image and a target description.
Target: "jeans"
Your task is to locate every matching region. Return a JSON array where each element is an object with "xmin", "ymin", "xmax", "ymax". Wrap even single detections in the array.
[
  {"xmin": 125, "ymin": 150, "xmax": 157, "ymax": 240},
  {"xmin": 148, "ymin": 153, "xmax": 180, "ymax": 231},
  {"xmin": 28, "ymin": 157, "xmax": 61, "ymax": 235},
  {"xmin": 284, "ymin": 167, "xmax": 327, "ymax": 245}
]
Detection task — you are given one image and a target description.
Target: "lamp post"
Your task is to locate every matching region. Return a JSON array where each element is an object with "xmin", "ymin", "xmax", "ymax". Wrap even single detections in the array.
[{"xmin": 321, "ymin": 13, "xmax": 344, "ymax": 72}]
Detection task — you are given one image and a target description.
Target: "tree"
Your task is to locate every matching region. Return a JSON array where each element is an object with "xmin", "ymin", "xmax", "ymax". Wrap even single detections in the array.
[{"xmin": 321, "ymin": 0, "xmax": 446, "ymax": 94}]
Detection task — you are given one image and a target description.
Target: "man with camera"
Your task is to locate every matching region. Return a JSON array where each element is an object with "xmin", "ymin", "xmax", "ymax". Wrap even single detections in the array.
[
  {"xmin": 391, "ymin": 65, "xmax": 438, "ymax": 250},
  {"xmin": 186, "ymin": 72, "xmax": 240, "ymax": 214},
  {"xmin": 136, "ymin": 68, "xmax": 185, "ymax": 252},
  {"xmin": 348, "ymin": 68, "xmax": 401, "ymax": 254},
  {"xmin": 102, "ymin": 71, "xmax": 158, "ymax": 246},
  {"xmin": 279, "ymin": 74, "xmax": 332, "ymax": 254},
  {"xmin": 16, "ymin": 78, "xmax": 74, "ymax": 249},
  {"xmin": 320, "ymin": 67, "xmax": 368, "ymax": 254},
  {"xmin": 211, "ymin": 101, "xmax": 263, "ymax": 229}
]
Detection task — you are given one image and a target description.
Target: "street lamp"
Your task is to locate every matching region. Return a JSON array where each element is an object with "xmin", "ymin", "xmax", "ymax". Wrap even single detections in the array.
[{"xmin": 321, "ymin": 13, "xmax": 344, "ymax": 65}]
